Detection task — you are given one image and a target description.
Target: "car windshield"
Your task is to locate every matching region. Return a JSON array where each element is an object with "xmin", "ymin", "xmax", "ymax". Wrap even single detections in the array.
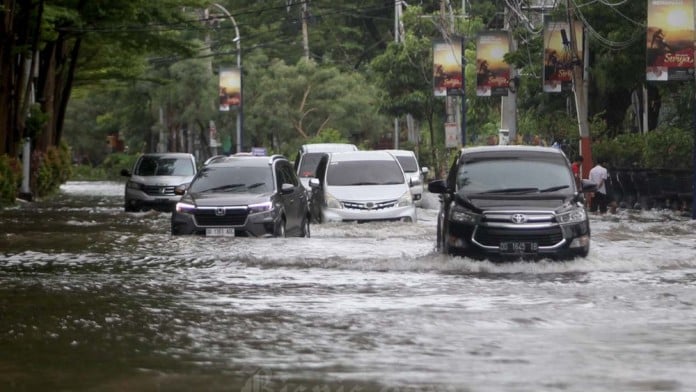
[
  {"xmin": 188, "ymin": 166, "xmax": 273, "ymax": 194},
  {"xmin": 297, "ymin": 152, "xmax": 326, "ymax": 178},
  {"xmin": 326, "ymin": 160, "xmax": 405, "ymax": 186},
  {"xmin": 394, "ymin": 155, "xmax": 418, "ymax": 173},
  {"xmin": 135, "ymin": 156, "xmax": 195, "ymax": 176},
  {"xmin": 456, "ymin": 157, "xmax": 573, "ymax": 195}
]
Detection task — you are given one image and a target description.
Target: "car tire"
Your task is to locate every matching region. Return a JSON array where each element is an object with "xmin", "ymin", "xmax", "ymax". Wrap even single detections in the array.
[
  {"xmin": 274, "ymin": 218, "xmax": 286, "ymax": 238},
  {"xmin": 124, "ymin": 203, "xmax": 139, "ymax": 212},
  {"xmin": 300, "ymin": 215, "xmax": 311, "ymax": 238}
]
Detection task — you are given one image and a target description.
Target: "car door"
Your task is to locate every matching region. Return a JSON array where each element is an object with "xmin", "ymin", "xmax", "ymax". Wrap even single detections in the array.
[{"xmin": 276, "ymin": 162, "xmax": 302, "ymax": 232}]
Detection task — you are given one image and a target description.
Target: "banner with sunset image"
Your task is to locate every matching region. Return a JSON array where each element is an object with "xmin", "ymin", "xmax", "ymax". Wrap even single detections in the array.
[
  {"xmin": 543, "ymin": 19, "xmax": 583, "ymax": 93},
  {"xmin": 475, "ymin": 31, "xmax": 511, "ymax": 97},
  {"xmin": 646, "ymin": 0, "xmax": 694, "ymax": 81},
  {"xmin": 433, "ymin": 39, "xmax": 463, "ymax": 97},
  {"xmin": 219, "ymin": 67, "xmax": 241, "ymax": 111}
]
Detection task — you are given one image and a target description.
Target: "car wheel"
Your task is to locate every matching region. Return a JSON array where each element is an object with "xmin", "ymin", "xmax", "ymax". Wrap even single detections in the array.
[
  {"xmin": 300, "ymin": 215, "xmax": 311, "ymax": 238},
  {"xmin": 124, "ymin": 203, "xmax": 139, "ymax": 212},
  {"xmin": 274, "ymin": 218, "xmax": 286, "ymax": 238}
]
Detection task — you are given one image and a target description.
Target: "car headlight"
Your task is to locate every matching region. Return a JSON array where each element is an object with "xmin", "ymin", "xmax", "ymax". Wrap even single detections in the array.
[
  {"xmin": 450, "ymin": 205, "xmax": 480, "ymax": 224},
  {"xmin": 324, "ymin": 192, "xmax": 342, "ymax": 209},
  {"xmin": 175, "ymin": 201, "xmax": 196, "ymax": 214},
  {"xmin": 556, "ymin": 207, "xmax": 587, "ymax": 225},
  {"xmin": 249, "ymin": 201, "xmax": 273, "ymax": 214},
  {"xmin": 397, "ymin": 191, "xmax": 413, "ymax": 207},
  {"xmin": 126, "ymin": 181, "xmax": 143, "ymax": 190}
]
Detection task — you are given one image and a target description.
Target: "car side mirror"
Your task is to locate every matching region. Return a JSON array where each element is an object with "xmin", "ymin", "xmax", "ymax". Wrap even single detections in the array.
[
  {"xmin": 308, "ymin": 178, "xmax": 321, "ymax": 189},
  {"xmin": 120, "ymin": 169, "xmax": 131, "ymax": 177},
  {"xmin": 427, "ymin": 179, "xmax": 448, "ymax": 194},
  {"xmin": 281, "ymin": 183, "xmax": 295, "ymax": 194},
  {"xmin": 421, "ymin": 167, "xmax": 429, "ymax": 175}
]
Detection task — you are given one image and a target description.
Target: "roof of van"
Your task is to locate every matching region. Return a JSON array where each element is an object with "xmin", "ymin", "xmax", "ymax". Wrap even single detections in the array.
[
  {"xmin": 382, "ymin": 149, "xmax": 416, "ymax": 157},
  {"xmin": 300, "ymin": 143, "xmax": 358, "ymax": 153},
  {"xmin": 328, "ymin": 150, "xmax": 396, "ymax": 162},
  {"xmin": 458, "ymin": 145, "xmax": 568, "ymax": 161}
]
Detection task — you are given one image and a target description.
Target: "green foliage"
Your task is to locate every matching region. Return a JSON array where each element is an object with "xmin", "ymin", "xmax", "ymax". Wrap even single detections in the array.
[
  {"xmin": 592, "ymin": 127, "xmax": 693, "ymax": 170},
  {"xmin": 101, "ymin": 153, "xmax": 140, "ymax": 178},
  {"xmin": 0, "ymin": 155, "xmax": 22, "ymax": 206},
  {"xmin": 643, "ymin": 126, "xmax": 693, "ymax": 170},
  {"xmin": 31, "ymin": 143, "xmax": 73, "ymax": 198}
]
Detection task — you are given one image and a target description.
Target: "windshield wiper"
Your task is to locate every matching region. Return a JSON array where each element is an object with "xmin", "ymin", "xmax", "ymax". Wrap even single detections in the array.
[
  {"xmin": 539, "ymin": 185, "xmax": 569, "ymax": 193},
  {"xmin": 478, "ymin": 187, "xmax": 539, "ymax": 194},
  {"xmin": 201, "ymin": 184, "xmax": 244, "ymax": 193},
  {"xmin": 247, "ymin": 182, "xmax": 268, "ymax": 189},
  {"xmin": 349, "ymin": 182, "xmax": 381, "ymax": 185}
]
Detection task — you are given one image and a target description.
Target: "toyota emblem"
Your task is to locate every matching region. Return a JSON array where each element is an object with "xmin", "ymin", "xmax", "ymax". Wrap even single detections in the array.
[
  {"xmin": 511, "ymin": 213, "xmax": 527, "ymax": 224},
  {"xmin": 215, "ymin": 207, "xmax": 226, "ymax": 216}
]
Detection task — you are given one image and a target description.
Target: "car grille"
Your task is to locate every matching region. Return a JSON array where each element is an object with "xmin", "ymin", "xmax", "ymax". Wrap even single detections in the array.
[
  {"xmin": 474, "ymin": 226, "xmax": 564, "ymax": 247},
  {"xmin": 142, "ymin": 185, "xmax": 177, "ymax": 196},
  {"xmin": 343, "ymin": 200, "xmax": 398, "ymax": 210},
  {"xmin": 194, "ymin": 208, "xmax": 248, "ymax": 226}
]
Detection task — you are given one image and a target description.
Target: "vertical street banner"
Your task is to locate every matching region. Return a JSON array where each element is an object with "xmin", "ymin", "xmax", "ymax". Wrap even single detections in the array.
[
  {"xmin": 543, "ymin": 19, "xmax": 583, "ymax": 93},
  {"xmin": 475, "ymin": 31, "xmax": 511, "ymax": 97},
  {"xmin": 433, "ymin": 39, "xmax": 463, "ymax": 97},
  {"xmin": 219, "ymin": 67, "xmax": 241, "ymax": 111},
  {"xmin": 646, "ymin": 0, "xmax": 695, "ymax": 81}
]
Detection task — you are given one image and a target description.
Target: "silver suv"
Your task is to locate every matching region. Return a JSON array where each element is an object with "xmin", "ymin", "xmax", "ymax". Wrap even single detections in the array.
[{"xmin": 120, "ymin": 153, "xmax": 197, "ymax": 212}]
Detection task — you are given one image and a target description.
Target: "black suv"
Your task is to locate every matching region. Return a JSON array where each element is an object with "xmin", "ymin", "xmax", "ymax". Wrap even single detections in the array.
[
  {"xmin": 171, "ymin": 155, "xmax": 310, "ymax": 237},
  {"xmin": 428, "ymin": 146, "xmax": 596, "ymax": 260}
]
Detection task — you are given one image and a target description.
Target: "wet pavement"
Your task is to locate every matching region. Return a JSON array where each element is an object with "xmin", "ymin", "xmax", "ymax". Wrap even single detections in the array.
[{"xmin": 1, "ymin": 181, "xmax": 696, "ymax": 392}]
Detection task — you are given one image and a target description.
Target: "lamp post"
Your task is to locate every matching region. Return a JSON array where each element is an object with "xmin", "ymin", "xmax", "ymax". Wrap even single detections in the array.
[{"xmin": 211, "ymin": 3, "xmax": 243, "ymax": 153}]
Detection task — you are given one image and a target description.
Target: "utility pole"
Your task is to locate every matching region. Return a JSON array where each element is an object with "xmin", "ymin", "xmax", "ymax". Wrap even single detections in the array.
[
  {"xmin": 301, "ymin": 1, "xmax": 310, "ymax": 60},
  {"xmin": 565, "ymin": 0, "xmax": 591, "ymax": 178},
  {"xmin": 394, "ymin": 0, "xmax": 404, "ymax": 149},
  {"xmin": 501, "ymin": 7, "xmax": 517, "ymax": 143}
]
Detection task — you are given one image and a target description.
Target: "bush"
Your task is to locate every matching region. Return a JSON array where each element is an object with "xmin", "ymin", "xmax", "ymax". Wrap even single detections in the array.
[
  {"xmin": 31, "ymin": 142, "xmax": 73, "ymax": 198},
  {"xmin": 0, "ymin": 154, "xmax": 21, "ymax": 206},
  {"xmin": 592, "ymin": 127, "xmax": 693, "ymax": 170}
]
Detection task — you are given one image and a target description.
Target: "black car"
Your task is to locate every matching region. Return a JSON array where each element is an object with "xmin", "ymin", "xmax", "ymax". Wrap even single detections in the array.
[
  {"xmin": 428, "ymin": 146, "xmax": 597, "ymax": 260},
  {"xmin": 171, "ymin": 155, "xmax": 310, "ymax": 237}
]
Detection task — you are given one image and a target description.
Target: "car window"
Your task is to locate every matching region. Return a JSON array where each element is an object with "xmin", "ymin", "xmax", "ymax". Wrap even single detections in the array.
[
  {"xmin": 297, "ymin": 153, "xmax": 327, "ymax": 178},
  {"xmin": 189, "ymin": 166, "xmax": 273, "ymax": 194},
  {"xmin": 135, "ymin": 156, "xmax": 195, "ymax": 176},
  {"xmin": 394, "ymin": 155, "xmax": 418, "ymax": 173},
  {"xmin": 326, "ymin": 160, "xmax": 405, "ymax": 186},
  {"xmin": 276, "ymin": 162, "xmax": 298, "ymax": 188},
  {"xmin": 456, "ymin": 158, "xmax": 573, "ymax": 194}
]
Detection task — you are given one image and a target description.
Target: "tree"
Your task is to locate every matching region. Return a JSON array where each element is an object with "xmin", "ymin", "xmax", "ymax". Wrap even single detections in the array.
[{"xmin": 0, "ymin": 0, "xmax": 206, "ymax": 157}]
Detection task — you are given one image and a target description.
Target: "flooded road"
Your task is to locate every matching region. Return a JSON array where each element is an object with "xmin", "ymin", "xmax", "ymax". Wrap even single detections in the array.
[{"xmin": 1, "ymin": 181, "xmax": 696, "ymax": 392}]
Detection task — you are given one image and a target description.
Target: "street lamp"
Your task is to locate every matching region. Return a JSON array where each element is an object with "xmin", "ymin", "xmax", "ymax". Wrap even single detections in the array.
[{"xmin": 211, "ymin": 3, "xmax": 243, "ymax": 153}]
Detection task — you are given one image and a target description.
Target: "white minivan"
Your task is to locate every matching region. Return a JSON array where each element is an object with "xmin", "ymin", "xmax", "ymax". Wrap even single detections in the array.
[
  {"xmin": 383, "ymin": 149, "xmax": 429, "ymax": 206},
  {"xmin": 308, "ymin": 150, "xmax": 417, "ymax": 223}
]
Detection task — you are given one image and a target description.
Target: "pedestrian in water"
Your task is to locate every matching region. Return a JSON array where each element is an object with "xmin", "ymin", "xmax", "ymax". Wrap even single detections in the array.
[
  {"xmin": 589, "ymin": 158, "xmax": 609, "ymax": 214},
  {"xmin": 571, "ymin": 155, "xmax": 583, "ymax": 188}
]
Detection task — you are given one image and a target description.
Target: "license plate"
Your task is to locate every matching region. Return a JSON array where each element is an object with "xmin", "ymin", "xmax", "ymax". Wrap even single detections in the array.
[
  {"xmin": 205, "ymin": 228, "xmax": 235, "ymax": 237},
  {"xmin": 499, "ymin": 241, "xmax": 538, "ymax": 253}
]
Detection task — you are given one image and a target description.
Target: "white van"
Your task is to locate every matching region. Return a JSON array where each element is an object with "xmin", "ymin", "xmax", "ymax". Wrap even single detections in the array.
[
  {"xmin": 294, "ymin": 143, "xmax": 358, "ymax": 190},
  {"xmin": 383, "ymin": 149, "xmax": 429, "ymax": 206},
  {"xmin": 308, "ymin": 150, "xmax": 417, "ymax": 223}
]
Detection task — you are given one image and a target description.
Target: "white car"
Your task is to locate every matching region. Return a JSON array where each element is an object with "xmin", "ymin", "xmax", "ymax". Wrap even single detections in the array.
[
  {"xmin": 383, "ymin": 149, "xmax": 429, "ymax": 206},
  {"xmin": 120, "ymin": 153, "xmax": 197, "ymax": 212},
  {"xmin": 308, "ymin": 150, "xmax": 417, "ymax": 223}
]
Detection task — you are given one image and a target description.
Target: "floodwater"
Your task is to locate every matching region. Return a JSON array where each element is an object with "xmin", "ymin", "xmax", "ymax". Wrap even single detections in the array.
[{"xmin": 1, "ymin": 181, "xmax": 696, "ymax": 392}]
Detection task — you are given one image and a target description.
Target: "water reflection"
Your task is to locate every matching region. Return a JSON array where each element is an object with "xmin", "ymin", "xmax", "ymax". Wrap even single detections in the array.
[{"xmin": 1, "ymin": 182, "xmax": 696, "ymax": 391}]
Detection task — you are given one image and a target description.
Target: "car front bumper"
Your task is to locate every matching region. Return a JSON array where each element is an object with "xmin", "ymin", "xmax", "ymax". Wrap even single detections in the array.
[{"xmin": 322, "ymin": 205, "xmax": 417, "ymax": 223}]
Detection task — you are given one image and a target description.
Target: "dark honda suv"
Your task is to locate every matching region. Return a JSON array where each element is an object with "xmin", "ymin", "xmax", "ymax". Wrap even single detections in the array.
[
  {"xmin": 428, "ymin": 146, "xmax": 596, "ymax": 260},
  {"xmin": 171, "ymin": 155, "xmax": 310, "ymax": 237}
]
